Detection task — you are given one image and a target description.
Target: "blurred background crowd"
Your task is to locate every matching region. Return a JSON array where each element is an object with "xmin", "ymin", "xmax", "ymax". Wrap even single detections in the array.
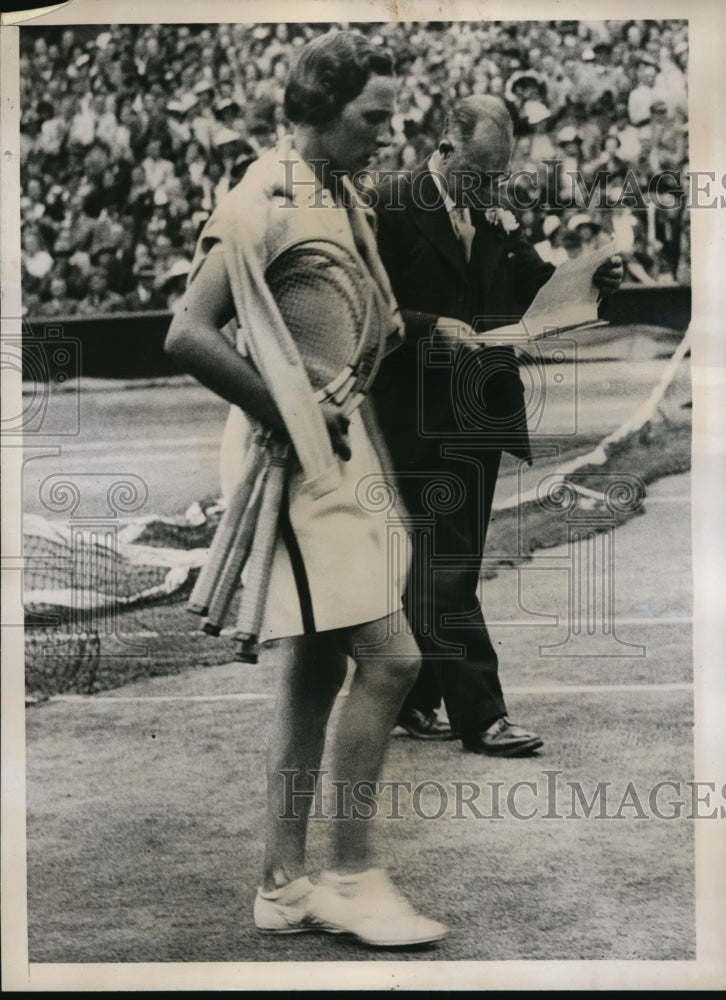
[{"xmin": 19, "ymin": 19, "xmax": 690, "ymax": 318}]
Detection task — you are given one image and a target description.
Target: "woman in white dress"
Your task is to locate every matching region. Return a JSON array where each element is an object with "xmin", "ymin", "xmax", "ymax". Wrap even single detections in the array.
[{"xmin": 165, "ymin": 30, "xmax": 446, "ymax": 949}]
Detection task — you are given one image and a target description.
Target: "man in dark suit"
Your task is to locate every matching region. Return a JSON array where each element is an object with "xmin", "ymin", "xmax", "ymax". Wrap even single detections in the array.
[{"xmin": 371, "ymin": 95, "xmax": 623, "ymax": 755}]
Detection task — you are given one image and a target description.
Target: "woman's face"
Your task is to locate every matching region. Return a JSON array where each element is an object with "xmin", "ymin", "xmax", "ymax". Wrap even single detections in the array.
[{"xmin": 315, "ymin": 74, "xmax": 396, "ymax": 175}]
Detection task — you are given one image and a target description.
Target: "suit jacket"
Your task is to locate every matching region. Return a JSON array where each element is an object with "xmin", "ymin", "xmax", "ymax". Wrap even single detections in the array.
[{"xmin": 371, "ymin": 160, "xmax": 555, "ymax": 466}]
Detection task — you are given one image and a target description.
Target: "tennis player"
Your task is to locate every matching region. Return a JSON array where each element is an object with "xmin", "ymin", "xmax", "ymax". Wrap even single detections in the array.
[{"xmin": 165, "ymin": 30, "xmax": 446, "ymax": 948}]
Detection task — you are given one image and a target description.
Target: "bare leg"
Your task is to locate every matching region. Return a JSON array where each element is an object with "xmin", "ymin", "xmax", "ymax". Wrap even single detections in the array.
[
  {"xmin": 261, "ymin": 633, "xmax": 348, "ymax": 892},
  {"xmin": 329, "ymin": 610, "xmax": 420, "ymax": 874}
]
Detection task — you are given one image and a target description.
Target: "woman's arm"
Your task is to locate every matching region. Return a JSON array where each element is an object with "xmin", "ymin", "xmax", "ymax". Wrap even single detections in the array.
[
  {"xmin": 164, "ymin": 247, "xmax": 284, "ymax": 431},
  {"xmin": 164, "ymin": 247, "xmax": 351, "ymax": 459}
]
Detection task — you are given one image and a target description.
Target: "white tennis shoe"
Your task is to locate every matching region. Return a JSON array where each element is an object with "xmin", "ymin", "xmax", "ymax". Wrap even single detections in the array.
[
  {"xmin": 307, "ymin": 868, "xmax": 448, "ymax": 947},
  {"xmin": 253, "ymin": 875, "xmax": 316, "ymax": 934}
]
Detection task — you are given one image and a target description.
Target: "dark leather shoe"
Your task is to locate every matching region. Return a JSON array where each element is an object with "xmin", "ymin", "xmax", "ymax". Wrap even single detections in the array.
[
  {"xmin": 396, "ymin": 708, "xmax": 453, "ymax": 741},
  {"xmin": 462, "ymin": 716, "xmax": 543, "ymax": 757}
]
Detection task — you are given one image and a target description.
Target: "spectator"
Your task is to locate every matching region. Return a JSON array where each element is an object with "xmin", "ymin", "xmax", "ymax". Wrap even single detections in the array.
[
  {"xmin": 95, "ymin": 94, "xmax": 119, "ymax": 148},
  {"xmin": 143, "ymin": 189, "xmax": 174, "ymax": 245},
  {"xmin": 89, "ymin": 206, "xmax": 126, "ymax": 258},
  {"xmin": 534, "ymin": 215, "xmax": 570, "ymax": 265},
  {"xmin": 191, "ymin": 80, "xmax": 218, "ymax": 151},
  {"xmin": 21, "ymin": 228, "xmax": 54, "ymax": 291},
  {"xmin": 574, "ymin": 39, "xmax": 630, "ymax": 107},
  {"xmin": 68, "ymin": 93, "xmax": 97, "ymax": 149},
  {"xmin": 136, "ymin": 91, "xmax": 172, "ymax": 153},
  {"xmin": 181, "ymin": 138, "xmax": 210, "ymax": 188},
  {"xmin": 150, "ymin": 233, "xmax": 178, "ymax": 276},
  {"xmin": 166, "ymin": 95, "xmax": 197, "ymax": 154},
  {"xmin": 583, "ymin": 133, "xmax": 628, "ymax": 187},
  {"xmin": 157, "ymin": 258, "xmax": 192, "ymax": 313},
  {"xmin": 21, "ymin": 177, "xmax": 47, "ymax": 225},
  {"xmin": 115, "ymin": 101, "xmax": 146, "ymax": 160},
  {"xmin": 131, "ymin": 241, "xmax": 154, "ymax": 273},
  {"xmin": 504, "ymin": 69, "xmax": 548, "ymax": 135},
  {"xmin": 565, "ymin": 212, "xmax": 609, "ymax": 254},
  {"xmin": 649, "ymin": 175, "xmax": 685, "ymax": 282},
  {"xmin": 124, "ymin": 262, "xmax": 167, "ymax": 311},
  {"xmin": 75, "ymin": 268, "xmax": 126, "ymax": 314},
  {"xmin": 654, "ymin": 45, "xmax": 687, "ymax": 120},
  {"xmin": 141, "ymin": 138, "xmax": 176, "ymax": 191},
  {"xmin": 628, "ymin": 56, "xmax": 659, "ymax": 126},
  {"xmin": 510, "ymin": 134, "xmax": 543, "ymax": 208},
  {"xmin": 36, "ymin": 99, "xmax": 66, "ymax": 159},
  {"xmin": 35, "ymin": 275, "xmax": 78, "ymax": 316},
  {"xmin": 611, "ymin": 103, "xmax": 642, "ymax": 163},
  {"xmin": 18, "ymin": 20, "xmax": 690, "ymax": 316},
  {"xmin": 606, "ymin": 181, "xmax": 658, "ymax": 284},
  {"xmin": 554, "ymin": 125, "xmax": 586, "ymax": 206}
]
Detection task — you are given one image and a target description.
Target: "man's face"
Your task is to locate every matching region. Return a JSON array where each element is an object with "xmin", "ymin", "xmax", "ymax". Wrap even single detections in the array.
[
  {"xmin": 441, "ymin": 117, "xmax": 513, "ymax": 207},
  {"xmin": 316, "ymin": 74, "xmax": 396, "ymax": 175}
]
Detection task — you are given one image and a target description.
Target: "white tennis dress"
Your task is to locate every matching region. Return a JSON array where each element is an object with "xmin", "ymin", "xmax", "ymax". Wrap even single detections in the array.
[{"xmin": 189, "ymin": 140, "xmax": 410, "ymax": 641}]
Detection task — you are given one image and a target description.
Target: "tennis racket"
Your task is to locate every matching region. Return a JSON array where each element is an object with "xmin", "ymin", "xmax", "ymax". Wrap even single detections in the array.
[
  {"xmin": 231, "ymin": 438, "xmax": 289, "ymax": 661},
  {"xmin": 231, "ymin": 236, "xmax": 393, "ymax": 661},
  {"xmin": 264, "ymin": 238, "xmax": 391, "ymax": 414},
  {"xmin": 201, "ymin": 452, "xmax": 268, "ymax": 636},
  {"xmin": 187, "ymin": 430, "xmax": 271, "ymax": 618}
]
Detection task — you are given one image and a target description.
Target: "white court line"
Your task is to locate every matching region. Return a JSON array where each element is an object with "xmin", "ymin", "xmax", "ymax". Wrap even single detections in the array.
[
  {"xmin": 642, "ymin": 495, "xmax": 691, "ymax": 503},
  {"xmin": 51, "ymin": 692, "xmax": 272, "ymax": 704},
  {"xmin": 51, "ymin": 617, "xmax": 689, "ymax": 640},
  {"xmin": 46, "ymin": 436, "xmax": 222, "ymax": 455},
  {"xmin": 505, "ymin": 682, "xmax": 692, "ymax": 695},
  {"xmin": 490, "ymin": 617, "xmax": 692, "ymax": 627},
  {"xmin": 49, "ymin": 682, "xmax": 692, "ymax": 705}
]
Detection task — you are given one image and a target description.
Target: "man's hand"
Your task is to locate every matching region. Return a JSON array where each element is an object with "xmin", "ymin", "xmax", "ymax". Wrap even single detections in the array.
[
  {"xmin": 592, "ymin": 255, "xmax": 624, "ymax": 295},
  {"xmin": 434, "ymin": 318, "xmax": 477, "ymax": 348},
  {"xmin": 321, "ymin": 401, "xmax": 351, "ymax": 462}
]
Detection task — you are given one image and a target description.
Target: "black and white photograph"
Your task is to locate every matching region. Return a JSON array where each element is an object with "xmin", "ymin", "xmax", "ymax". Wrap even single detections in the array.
[{"xmin": 1, "ymin": 0, "xmax": 724, "ymax": 991}]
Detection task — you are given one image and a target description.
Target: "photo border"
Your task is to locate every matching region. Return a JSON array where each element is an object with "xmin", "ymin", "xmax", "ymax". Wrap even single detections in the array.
[{"xmin": 2, "ymin": 0, "xmax": 724, "ymax": 990}]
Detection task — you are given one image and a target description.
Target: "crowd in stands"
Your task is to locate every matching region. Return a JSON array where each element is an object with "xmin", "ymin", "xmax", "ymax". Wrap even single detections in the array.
[{"xmin": 19, "ymin": 19, "xmax": 690, "ymax": 318}]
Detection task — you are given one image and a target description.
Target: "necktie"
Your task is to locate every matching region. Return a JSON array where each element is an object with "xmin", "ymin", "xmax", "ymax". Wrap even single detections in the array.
[{"xmin": 450, "ymin": 207, "xmax": 475, "ymax": 262}]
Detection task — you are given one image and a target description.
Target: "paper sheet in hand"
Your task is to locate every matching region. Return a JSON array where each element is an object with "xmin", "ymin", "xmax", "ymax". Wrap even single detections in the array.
[{"xmin": 520, "ymin": 237, "xmax": 618, "ymax": 338}]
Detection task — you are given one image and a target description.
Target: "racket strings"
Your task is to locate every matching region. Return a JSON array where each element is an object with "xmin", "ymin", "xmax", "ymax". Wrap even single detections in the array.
[{"xmin": 265, "ymin": 240, "xmax": 386, "ymax": 403}]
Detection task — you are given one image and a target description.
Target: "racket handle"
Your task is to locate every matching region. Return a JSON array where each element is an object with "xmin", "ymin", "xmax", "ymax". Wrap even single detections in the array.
[
  {"xmin": 202, "ymin": 468, "xmax": 267, "ymax": 636},
  {"xmin": 232, "ymin": 440, "xmax": 290, "ymax": 662},
  {"xmin": 188, "ymin": 433, "xmax": 269, "ymax": 617}
]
